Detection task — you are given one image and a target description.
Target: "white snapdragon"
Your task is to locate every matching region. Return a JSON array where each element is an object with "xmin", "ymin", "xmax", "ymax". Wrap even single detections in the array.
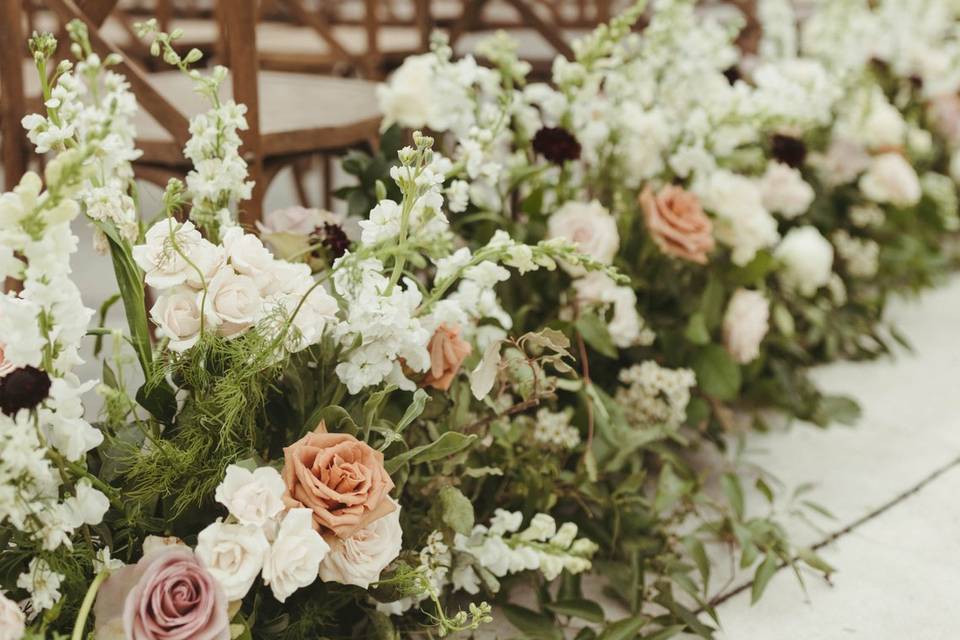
[
  {"xmin": 759, "ymin": 161, "xmax": 815, "ymax": 219},
  {"xmin": 774, "ymin": 226, "xmax": 835, "ymax": 296},
  {"xmin": 832, "ymin": 230, "xmax": 880, "ymax": 279},
  {"xmin": 262, "ymin": 508, "xmax": 330, "ymax": 602},
  {"xmin": 859, "ymin": 153, "xmax": 922, "ymax": 207},
  {"xmin": 573, "ymin": 272, "xmax": 655, "ymax": 348},
  {"xmin": 697, "ymin": 170, "xmax": 780, "ymax": 266}
]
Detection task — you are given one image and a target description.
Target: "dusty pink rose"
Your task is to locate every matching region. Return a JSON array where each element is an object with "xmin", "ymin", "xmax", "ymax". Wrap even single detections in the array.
[
  {"xmin": 93, "ymin": 546, "xmax": 229, "ymax": 640},
  {"xmin": 927, "ymin": 94, "xmax": 960, "ymax": 147},
  {"xmin": 640, "ymin": 185, "xmax": 714, "ymax": 264},
  {"xmin": 421, "ymin": 323, "xmax": 472, "ymax": 391},
  {"xmin": 281, "ymin": 423, "xmax": 396, "ymax": 538}
]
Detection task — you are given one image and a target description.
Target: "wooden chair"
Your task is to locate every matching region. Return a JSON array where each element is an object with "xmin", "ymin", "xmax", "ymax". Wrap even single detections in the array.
[
  {"xmin": 255, "ymin": 0, "xmax": 431, "ymax": 78},
  {"xmin": 1, "ymin": 0, "xmax": 383, "ymax": 226},
  {"xmin": 0, "ymin": 0, "xmax": 31, "ymax": 192}
]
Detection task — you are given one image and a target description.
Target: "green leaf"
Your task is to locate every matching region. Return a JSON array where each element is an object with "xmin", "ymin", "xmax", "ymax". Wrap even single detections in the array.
[
  {"xmin": 596, "ymin": 614, "xmax": 648, "ymax": 640},
  {"xmin": 683, "ymin": 536, "xmax": 710, "ymax": 593},
  {"xmin": 796, "ymin": 547, "xmax": 835, "ymax": 575},
  {"xmin": 699, "ymin": 277, "xmax": 726, "ymax": 329},
  {"xmin": 501, "ymin": 604, "xmax": 561, "ymax": 640},
  {"xmin": 751, "ymin": 551, "xmax": 780, "ymax": 604},
  {"xmin": 434, "ymin": 486, "xmax": 474, "ymax": 535},
  {"xmin": 693, "ymin": 344, "xmax": 741, "ymax": 401},
  {"xmin": 643, "ymin": 624, "xmax": 687, "ymax": 640},
  {"xmin": 385, "ymin": 432, "xmax": 477, "ymax": 473},
  {"xmin": 544, "ymin": 599, "xmax": 605, "ymax": 624},
  {"xmin": 812, "ymin": 394, "xmax": 861, "ymax": 427},
  {"xmin": 721, "ymin": 473, "xmax": 745, "ymax": 520},
  {"xmin": 394, "ymin": 389, "xmax": 428, "ymax": 434},
  {"xmin": 654, "ymin": 464, "xmax": 692, "ymax": 513},
  {"xmin": 683, "ymin": 312, "xmax": 710, "ymax": 345},
  {"xmin": 576, "ymin": 312, "xmax": 618, "ymax": 358}
]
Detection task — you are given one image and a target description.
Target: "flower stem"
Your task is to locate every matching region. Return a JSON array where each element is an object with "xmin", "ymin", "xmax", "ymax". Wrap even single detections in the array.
[{"xmin": 72, "ymin": 570, "xmax": 110, "ymax": 640}]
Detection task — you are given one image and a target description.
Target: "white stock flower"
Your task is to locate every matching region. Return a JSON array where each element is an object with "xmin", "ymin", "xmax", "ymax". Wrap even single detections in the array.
[
  {"xmin": 774, "ymin": 226, "xmax": 834, "ymax": 297},
  {"xmin": 64, "ymin": 478, "xmax": 109, "ymax": 526},
  {"xmin": 759, "ymin": 162, "xmax": 815, "ymax": 219},
  {"xmin": 202, "ymin": 266, "xmax": 262, "ymax": 339},
  {"xmin": 722, "ymin": 289, "xmax": 770, "ymax": 364},
  {"xmin": 262, "ymin": 508, "xmax": 330, "ymax": 602},
  {"xmin": 150, "ymin": 287, "xmax": 203, "ymax": 352},
  {"xmin": 319, "ymin": 501, "xmax": 403, "ymax": 589},
  {"xmin": 573, "ymin": 272, "xmax": 654, "ymax": 348},
  {"xmin": 195, "ymin": 520, "xmax": 270, "ymax": 601},
  {"xmin": 697, "ymin": 170, "xmax": 780, "ymax": 266},
  {"xmin": 0, "ymin": 591, "xmax": 25, "ymax": 640},
  {"xmin": 859, "ymin": 153, "xmax": 922, "ymax": 207},
  {"xmin": 547, "ymin": 200, "xmax": 619, "ymax": 275},
  {"xmin": 16, "ymin": 559, "xmax": 62, "ymax": 613},
  {"xmin": 214, "ymin": 465, "xmax": 286, "ymax": 527},
  {"xmin": 377, "ymin": 54, "xmax": 440, "ymax": 130}
]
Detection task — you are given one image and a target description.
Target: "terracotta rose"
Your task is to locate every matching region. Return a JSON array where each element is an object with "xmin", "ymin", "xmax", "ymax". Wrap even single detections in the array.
[
  {"xmin": 639, "ymin": 185, "xmax": 714, "ymax": 264},
  {"xmin": 421, "ymin": 323, "xmax": 472, "ymax": 391},
  {"xmin": 281, "ymin": 423, "xmax": 396, "ymax": 538}
]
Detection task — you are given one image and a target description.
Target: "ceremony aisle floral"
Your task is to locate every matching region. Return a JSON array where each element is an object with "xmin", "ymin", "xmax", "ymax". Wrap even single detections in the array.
[{"xmin": 1, "ymin": 1, "xmax": 959, "ymax": 639}]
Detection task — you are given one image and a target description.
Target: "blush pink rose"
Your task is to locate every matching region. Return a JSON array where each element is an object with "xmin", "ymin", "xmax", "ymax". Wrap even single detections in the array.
[
  {"xmin": 93, "ymin": 546, "xmax": 229, "ymax": 640},
  {"xmin": 640, "ymin": 185, "xmax": 714, "ymax": 264},
  {"xmin": 281, "ymin": 423, "xmax": 396, "ymax": 538},
  {"xmin": 421, "ymin": 323, "xmax": 472, "ymax": 391}
]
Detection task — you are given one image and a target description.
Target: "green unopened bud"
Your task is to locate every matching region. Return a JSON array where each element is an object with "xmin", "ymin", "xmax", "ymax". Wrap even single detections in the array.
[
  {"xmin": 183, "ymin": 48, "xmax": 203, "ymax": 65},
  {"xmin": 375, "ymin": 180, "xmax": 387, "ymax": 201}
]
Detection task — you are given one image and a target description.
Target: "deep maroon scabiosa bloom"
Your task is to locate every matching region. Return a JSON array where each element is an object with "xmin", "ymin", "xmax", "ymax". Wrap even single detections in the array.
[
  {"xmin": 320, "ymin": 223, "xmax": 350, "ymax": 260},
  {"xmin": 532, "ymin": 126, "xmax": 582, "ymax": 163},
  {"xmin": 770, "ymin": 134, "xmax": 808, "ymax": 169},
  {"xmin": 722, "ymin": 65, "xmax": 742, "ymax": 85},
  {"xmin": 0, "ymin": 366, "xmax": 52, "ymax": 416}
]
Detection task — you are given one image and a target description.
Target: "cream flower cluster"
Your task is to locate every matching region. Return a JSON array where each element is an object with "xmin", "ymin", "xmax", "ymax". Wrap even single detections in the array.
[
  {"xmin": 615, "ymin": 361, "xmax": 696, "ymax": 429},
  {"xmin": 532, "ymin": 408, "xmax": 582, "ymax": 449},
  {"xmin": 134, "ymin": 220, "xmax": 337, "ymax": 353},
  {"xmin": 200, "ymin": 463, "xmax": 403, "ymax": 603}
]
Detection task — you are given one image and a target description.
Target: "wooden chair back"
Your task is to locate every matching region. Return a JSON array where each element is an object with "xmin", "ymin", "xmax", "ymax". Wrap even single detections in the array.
[{"xmin": 0, "ymin": 0, "xmax": 29, "ymax": 191}]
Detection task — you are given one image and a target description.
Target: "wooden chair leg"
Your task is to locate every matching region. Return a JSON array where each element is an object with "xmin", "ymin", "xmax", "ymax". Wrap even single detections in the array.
[
  {"xmin": 291, "ymin": 157, "xmax": 311, "ymax": 208},
  {"xmin": 321, "ymin": 154, "xmax": 332, "ymax": 212}
]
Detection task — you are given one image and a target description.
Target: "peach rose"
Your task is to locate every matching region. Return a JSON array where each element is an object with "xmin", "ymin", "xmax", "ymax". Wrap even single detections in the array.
[
  {"xmin": 421, "ymin": 323, "xmax": 472, "ymax": 391},
  {"xmin": 640, "ymin": 185, "xmax": 714, "ymax": 264},
  {"xmin": 281, "ymin": 423, "xmax": 395, "ymax": 538}
]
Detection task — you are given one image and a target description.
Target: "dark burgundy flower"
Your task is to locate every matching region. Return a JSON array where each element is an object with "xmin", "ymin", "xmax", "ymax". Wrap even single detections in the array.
[
  {"xmin": 0, "ymin": 366, "xmax": 51, "ymax": 416},
  {"xmin": 722, "ymin": 65, "xmax": 742, "ymax": 85},
  {"xmin": 320, "ymin": 223, "xmax": 350, "ymax": 260},
  {"xmin": 532, "ymin": 126, "xmax": 582, "ymax": 163},
  {"xmin": 770, "ymin": 134, "xmax": 808, "ymax": 169}
]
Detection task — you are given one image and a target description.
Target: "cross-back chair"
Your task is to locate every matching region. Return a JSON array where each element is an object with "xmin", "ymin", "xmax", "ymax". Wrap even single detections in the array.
[{"xmin": 0, "ymin": 0, "xmax": 383, "ymax": 226}]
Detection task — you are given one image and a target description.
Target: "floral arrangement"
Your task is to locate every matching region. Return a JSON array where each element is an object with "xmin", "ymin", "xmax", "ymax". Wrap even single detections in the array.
[{"xmin": 1, "ymin": 1, "xmax": 958, "ymax": 639}]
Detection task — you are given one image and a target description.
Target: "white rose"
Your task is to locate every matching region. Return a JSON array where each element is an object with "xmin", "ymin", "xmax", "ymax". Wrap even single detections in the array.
[
  {"xmin": 203, "ymin": 265, "xmax": 262, "ymax": 339},
  {"xmin": 195, "ymin": 520, "xmax": 269, "ymax": 601},
  {"xmin": 759, "ymin": 162, "xmax": 815, "ymax": 219},
  {"xmin": 697, "ymin": 170, "xmax": 780, "ymax": 266},
  {"xmin": 150, "ymin": 287, "xmax": 202, "ymax": 352},
  {"xmin": 0, "ymin": 591, "xmax": 25, "ymax": 640},
  {"xmin": 573, "ymin": 272, "xmax": 652, "ymax": 348},
  {"xmin": 319, "ymin": 501, "xmax": 403, "ymax": 589},
  {"xmin": 774, "ymin": 226, "xmax": 834, "ymax": 297},
  {"xmin": 815, "ymin": 137, "xmax": 871, "ymax": 186},
  {"xmin": 214, "ymin": 465, "xmax": 286, "ymax": 527},
  {"xmin": 184, "ymin": 240, "xmax": 225, "ymax": 290},
  {"xmin": 141, "ymin": 535, "xmax": 187, "ymax": 556},
  {"xmin": 257, "ymin": 206, "xmax": 326, "ymax": 236},
  {"xmin": 722, "ymin": 288, "xmax": 770, "ymax": 364},
  {"xmin": 132, "ymin": 219, "xmax": 204, "ymax": 289},
  {"xmin": 861, "ymin": 95, "xmax": 905, "ymax": 150},
  {"xmin": 547, "ymin": 200, "xmax": 619, "ymax": 275},
  {"xmin": 859, "ymin": 153, "xmax": 921, "ymax": 207},
  {"xmin": 274, "ymin": 283, "xmax": 339, "ymax": 353},
  {"xmin": 221, "ymin": 227, "xmax": 283, "ymax": 295},
  {"xmin": 262, "ymin": 508, "xmax": 330, "ymax": 602},
  {"xmin": 377, "ymin": 54, "xmax": 438, "ymax": 130}
]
